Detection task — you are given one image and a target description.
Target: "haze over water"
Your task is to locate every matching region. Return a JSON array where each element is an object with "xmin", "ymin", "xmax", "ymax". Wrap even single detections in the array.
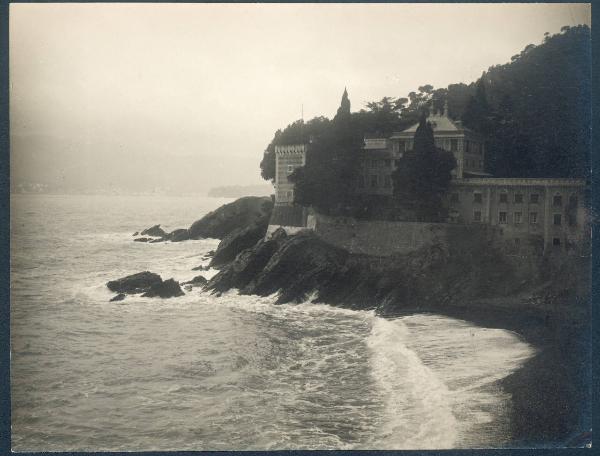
[{"xmin": 11, "ymin": 194, "xmax": 535, "ymax": 450}]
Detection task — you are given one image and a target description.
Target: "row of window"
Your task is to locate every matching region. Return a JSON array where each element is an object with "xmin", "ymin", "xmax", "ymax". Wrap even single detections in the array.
[
  {"xmin": 464, "ymin": 159, "xmax": 484, "ymax": 169},
  {"xmin": 363, "ymin": 159, "xmax": 396, "ymax": 169},
  {"xmin": 472, "ymin": 210, "xmax": 576, "ymax": 226},
  {"xmin": 453, "ymin": 192, "xmax": 578, "ymax": 207},
  {"xmin": 510, "ymin": 237, "xmax": 563, "ymax": 249},
  {"xmin": 358, "ymin": 175, "xmax": 392, "ymax": 189},
  {"xmin": 277, "ymin": 190, "xmax": 294, "ymax": 200}
]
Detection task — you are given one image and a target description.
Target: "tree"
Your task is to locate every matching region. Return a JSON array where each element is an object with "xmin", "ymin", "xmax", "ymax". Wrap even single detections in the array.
[
  {"xmin": 260, "ymin": 117, "xmax": 330, "ymax": 181},
  {"xmin": 290, "ymin": 89, "xmax": 362, "ymax": 214},
  {"xmin": 462, "ymin": 77, "xmax": 492, "ymax": 136},
  {"xmin": 392, "ymin": 113, "xmax": 456, "ymax": 221},
  {"xmin": 336, "ymin": 87, "xmax": 351, "ymax": 120}
]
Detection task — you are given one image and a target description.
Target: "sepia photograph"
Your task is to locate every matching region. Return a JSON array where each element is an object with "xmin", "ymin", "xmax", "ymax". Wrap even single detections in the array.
[{"xmin": 9, "ymin": 2, "xmax": 592, "ymax": 451}]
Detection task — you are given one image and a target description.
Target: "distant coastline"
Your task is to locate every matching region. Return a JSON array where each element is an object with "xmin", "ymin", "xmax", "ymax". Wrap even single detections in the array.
[{"xmin": 207, "ymin": 184, "xmax": 273, "ymax": 198}]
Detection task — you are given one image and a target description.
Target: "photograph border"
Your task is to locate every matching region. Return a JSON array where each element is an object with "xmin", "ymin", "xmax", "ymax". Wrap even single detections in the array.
[{"xmin": 0, "ymin": 1, "xmax": 597, "ymax": 455}]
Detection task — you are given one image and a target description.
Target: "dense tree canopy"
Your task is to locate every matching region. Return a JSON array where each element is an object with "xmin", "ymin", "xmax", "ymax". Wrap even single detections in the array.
[
  {"xmin": 260, "ymin": 24, "xmax": 590, "ymax": 190},
  {"xmin": 259, "ymin": 117, "xmax": 330, "ymax": 181},
  {"xmin": 391, "ymin": 114, "xmax": 456, "ymax": 221},
  {"xmin": 289, "ymin": 92, "xmax": 363, "ymax": 215}
]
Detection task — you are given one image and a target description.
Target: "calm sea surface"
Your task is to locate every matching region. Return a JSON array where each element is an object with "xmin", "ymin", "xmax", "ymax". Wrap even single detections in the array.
[{"xmin": 10, "ymin": 194, "xmax": 535, "ymax": 451}]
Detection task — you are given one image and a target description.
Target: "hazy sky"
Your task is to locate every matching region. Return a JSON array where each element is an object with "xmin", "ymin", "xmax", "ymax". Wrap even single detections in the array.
[{"xmin": 10, "ymin": 3, "xmax": 591, "ymax": 192}]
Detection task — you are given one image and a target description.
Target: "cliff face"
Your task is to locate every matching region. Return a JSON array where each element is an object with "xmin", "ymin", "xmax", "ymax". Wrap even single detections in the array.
[
  {"xmin": 207, "ymin": 226, "xmax": 520, "ymax": 311},
  {"xmin": 205, "ymin": 225, "xmax": 590, "ymax": 446}
]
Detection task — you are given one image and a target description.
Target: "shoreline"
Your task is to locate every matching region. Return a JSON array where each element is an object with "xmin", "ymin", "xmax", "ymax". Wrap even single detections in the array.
[{"xmin": 369, "ymin": 297, "xmax": 590, "ymax": 447}]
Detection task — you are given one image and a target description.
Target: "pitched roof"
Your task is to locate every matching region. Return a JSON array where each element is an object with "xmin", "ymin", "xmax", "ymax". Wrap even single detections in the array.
[{"xmin": 390, "ymin": 111, "xmax": 470, "ymax": 138}]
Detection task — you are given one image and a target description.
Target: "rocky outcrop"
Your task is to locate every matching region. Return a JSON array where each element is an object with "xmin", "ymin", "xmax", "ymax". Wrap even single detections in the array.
[
  {"xmin": 141, "ymin": 224, "xmax": 167, "ymax": 238},
  {"xmin": 209, "ymin": 219, "xmax": 270, "ymax": 268},
  {"xmin": 207, "ymin": 226, "xmax": 517, "ymax": 309},
  {"xmin": 133, "ymin": 196, "xmax": 273, "ymax": 244},
  {"xmin": 188, "ymin": 196, "xmax": 273, "ymax": 239},
  {"xmin": 166, "ymin": 228, "xmax": 190, "ymax": 242},
  {"xmin": 107, "ymin": 271, "xmax": 163, "ymax": 294},
  {"xmin": 141, "ymin": 278, "xmax": 184, "ymax": 298},
  {"xmin": 107, "ymin": 272, "xmax": 184, "ymax": 299},
  {"xmin": 182, "ymin": 275, "xmax": 208, "ymax": 291}
]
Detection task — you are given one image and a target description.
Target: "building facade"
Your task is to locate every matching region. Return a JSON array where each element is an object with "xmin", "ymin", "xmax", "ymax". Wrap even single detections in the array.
[
  {"xmin": 271, "ymin": 106, "xmax": 587, "ymax": 253},
  {"xmin": 274, "ymin": 144, "xmax": 307, "ymax": 204}
]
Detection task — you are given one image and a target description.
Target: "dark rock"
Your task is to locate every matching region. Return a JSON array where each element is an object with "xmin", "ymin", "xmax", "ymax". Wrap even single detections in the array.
[
  {"xmin": 142, "ymin": 278, "xmax": 185, "ymax": 298},
  {"xmin": 110, "ymin": 293, "xmax": 126, "ymax": 302},
  {"xmin": 210, "ymin": 220, "xmax": 268, "ymax": 268},
  {"xmin": 107, "ymin": 271, "xmax": 163, "ymax": 294},
  {"xmin": 149, "ymin": 238, "xmax": 165, "ymax": 243},
  {"xmin": 188, "ymin": 196, "xmax": 273, "ymax": 240},
  {"xmin": 192, "ymin": 264, "xmax": 210, "ymax": 271},
  {"xmin": 134, "ymin": 237, "xmax": 152, "ymax": 242},
  {"xmin": 183, "ymin": 276, "xmax": 208, "ymax": 286},
  {"xmin": 207, "ymin": 235, "xmax": 283, "ymax": 294},
  {"xmin": 166, "ymin": 228, "xmax": 190, "ymax": 242},
  {"xmin": 133, "ymin": 231, "xmax": 139, "ymax": 236},
  {"xmin": 141, "ymin": 224, "xmax": 167, "ymax": 238}
]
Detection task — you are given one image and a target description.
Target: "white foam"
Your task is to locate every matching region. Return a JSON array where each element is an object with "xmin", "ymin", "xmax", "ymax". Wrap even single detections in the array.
[{"xmin": 366, "ymin": 317, "xmax": 458, "ymax": 449}]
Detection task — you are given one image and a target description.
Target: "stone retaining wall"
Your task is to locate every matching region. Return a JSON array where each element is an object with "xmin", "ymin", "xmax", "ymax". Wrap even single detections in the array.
[{"xmin": 309, "ymin": 213, "xmax": 478, "ymax": 256}]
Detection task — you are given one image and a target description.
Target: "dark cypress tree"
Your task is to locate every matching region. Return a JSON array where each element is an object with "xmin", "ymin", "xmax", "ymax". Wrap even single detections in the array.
[
  {"xmin": 290, "ymin": 88, "xmax": 362, "ymax": 215},
  {"xmin": 392, "ymin": 111, "xmax": 456, "ymax": 221},
  {"xmin": 335, "ymin": 87, "xmax": 351, "ymax": 120},
  {"xmin": 462, "ymin": 77, "xmax": 492, "ymax": 136}
]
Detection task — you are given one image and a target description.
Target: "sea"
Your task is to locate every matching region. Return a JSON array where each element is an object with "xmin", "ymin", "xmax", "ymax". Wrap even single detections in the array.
[{"xmin": 10, "ymin": 194, "xmax": 536, "ymax": 451}]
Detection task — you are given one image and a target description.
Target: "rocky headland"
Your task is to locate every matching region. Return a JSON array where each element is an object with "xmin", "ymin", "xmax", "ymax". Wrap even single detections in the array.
[
  {"xmin": 121, "ymin": 196, "xmax": 590, "ymax": 446},
  {"xmin": 202, "ymin": 212, "xmax": 590, "ymax": 447},
  {"xmin": 132, "ymin": 196, "xmax": 273, "ymax": 244}
]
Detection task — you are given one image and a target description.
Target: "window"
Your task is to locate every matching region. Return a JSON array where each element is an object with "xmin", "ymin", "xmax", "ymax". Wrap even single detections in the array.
[
  {"xmin": 569, "ymin": 195, "xmax": 578, "ymax": 207},
  {"xmin": 530, "ymin": 212, "xmax": 538, "ymax": 224},
  {"xmin": 473, "ymin": 210, "xmax": 482, "ymax": 222},
  {"xmin": 287, "ymin": 190, "xmax": 293, "ymax": 199},
  {"xmin": 553, "ymin": 195, "xmax": 562, "ymax": 207},
  {"xmin": 450, "ymin": 139, "xmax": 458, "ymax": 152},
  {"xmin": 385, "ymin": 159, "xmax": 392, "ymax": 168},
  {"xmin": 514, "ymin": 238, "xmax": 521, "ymax": 247},
  {"xmin": 553, "ymin": 214, "xmax": 562, "ymax": 226},
  {"xmin": 287, "ymin": 165, "xmax": 295, "ymax": 174},
  {"xmin": 514, "ymin": 194, "xmax": 523, "ymax": 204},
  {"xmin": 473, "ymin": 193, "xmax": 482, "ymax": 204},
  {"xmin": 358, "ymin": 175, "xmax": 365, "ymax": 189},
  {"xmin": 530, "ymin": 194, "xmax": 539, "ymax": 204},
  {"xmin": 384, "ymin": 175, "xmax": 391, "ymax": 188},
  {"xmin": 499, "ymin": 193, "xmax": 508, "ymax": 203},
  {"xmin": 370, "ymin": 160, "xmax": 376, "ymax": 169},
  {"xmin": 514, "ymin": 212, "xmax": 522, "ymax": 224},
  {"xmin": 479, "ymin": 160, "xmax": 483, "ymax": 169},
  {"xmin": 553, "ymin": 238, "xmax": 561, "ymax": 247},
  {"xmin": 465, "ymin": 141, "xmax": 471, "ymax": 153},
  {"xmin": 370, "ymin": 175, "xmax": 378, "ymax": 188},
  {"xmin": 450, "ymin": 192, "xmax": 459, "ymax": 203},
  {"xmin": 499, "ymin": 211, "xmax": 507, "ymax": 224},
  {"xmin": 395, "ymin": 159, "xmax": 401, "ymax": 167}
]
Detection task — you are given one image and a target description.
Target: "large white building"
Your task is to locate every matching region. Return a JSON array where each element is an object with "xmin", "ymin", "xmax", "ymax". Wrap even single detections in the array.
[{"xmin": 272, "ymin": 105, "xmax": 588, "ymax": 253}]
